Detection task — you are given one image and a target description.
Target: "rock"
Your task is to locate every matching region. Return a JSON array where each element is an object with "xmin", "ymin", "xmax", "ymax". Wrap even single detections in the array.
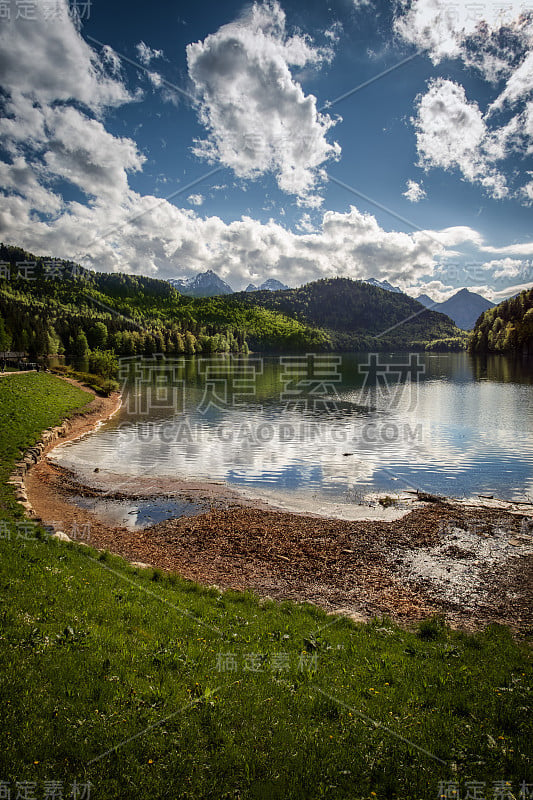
[
  {"xmin": 328, "ymin": 607, "xmax": 368, "ymax": 624},
  {"xmin": 130, "ymin": 561, "xmax": 152, "ymax": 569},
  {"xmin": 51, "ymin": 531, "xmax": 72, "ymax": 542}
]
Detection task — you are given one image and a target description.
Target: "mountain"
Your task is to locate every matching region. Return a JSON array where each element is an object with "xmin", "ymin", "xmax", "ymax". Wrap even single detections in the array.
[
  {"xmin": 364, "ymin": 278, "xmax": 402, "ymax": 294},
  {"xmin": 230, "ymin": 277, "xmax": 466, "ymax": 350},
  {"xmin": 470, "ymin": 287, "xmax": 533, "ymax": 355},
  {"xmin": 415, "ymin": 294, "xmax": 435, "ymax": 309},
  {"xmin": 169, "ymin": 270, "xmax": 233, "ymax": 297},
  {"xmin": 429, "ymin": 289, "xmax": 495, "ymax": 330},
  {"xmin": 246, "ymin": 278, "xmax": 289, "ymax": 292}
]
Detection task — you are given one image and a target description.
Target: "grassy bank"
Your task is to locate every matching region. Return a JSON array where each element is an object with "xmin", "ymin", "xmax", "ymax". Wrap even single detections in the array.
[{"xmin": 0, "ymin": 374, "xmax": 531, "ymax": 799}]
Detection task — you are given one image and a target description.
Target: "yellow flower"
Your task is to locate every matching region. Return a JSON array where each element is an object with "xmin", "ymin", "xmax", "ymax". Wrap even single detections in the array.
[{"xmin": 148, "ymin": 759, "xmax": 153, "ymax": 764}]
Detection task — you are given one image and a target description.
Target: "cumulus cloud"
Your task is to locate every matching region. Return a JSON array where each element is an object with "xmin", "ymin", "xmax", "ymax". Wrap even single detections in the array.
[
  {"xmin": 0, "ymin": 2, "xmax": 131, "ymax": 110},
  {"xmin": 136, "ymin": 41, "xmax": 164, "ymax": 66},
  {"xmin": 408, "ymin": 280, "xmax": 456, "ymax": 303},
  {"xmin": 188, "ymin": 194, "xmax": 204, "ymax": 206},
  {"xmin": 186, "ymin": 1, "xmax": 340, "ymax": 206},
  {"xmin": 403, "ymin": 179, "xmax": 426, "ymax": 202},
  {"xmin": 396, "ymin": 0, "xmax": 533, "ymax": 201},
  {"xmin": 412, "ymin": 79, "xmax": 508, "ymax": 199},
  {"xmin": 481, "ymin": 258, "xmax": 525, "ymax": 279},
  {"xmin": 394, "ymin": 0, "xmax": 532, "ymax": 77},
  {"xmin": 295, "ymin": 213, "xmax": 316, "ymax": 233}
]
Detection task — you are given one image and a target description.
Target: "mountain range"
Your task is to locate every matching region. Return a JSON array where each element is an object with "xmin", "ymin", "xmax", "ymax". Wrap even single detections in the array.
[
  {"xmin": 169, "ymin": 269, "xmax": 493, "ymax": 330},
  {"xmin": 416, "ymin": 288, "xmax": 494, "ymax": 330},
  {"xmin": 168, "ymin": 271, "xmax": 289, "ymax": 297},
  {"xmin": 229, "ymin": 277, "xmax": 465, "ymax": 350},
  {"xmin": 245, "ymin": 279, "xmax": 289, "ymax": 292}
]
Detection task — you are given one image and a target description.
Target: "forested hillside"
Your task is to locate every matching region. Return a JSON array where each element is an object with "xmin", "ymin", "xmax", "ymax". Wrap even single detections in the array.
[
  {"xmin": 0, "ymin": 245, "xmax": 329, "ymax": 358},
  {"xmin": 0, "ymin": 246, "xmax": 468, "ymax": 363},
  {"xmin": 232, "ymin": 278, "xmax": 466, "ymax": 350},
  {"xmin": 469, "ymin": 287, "xmax": 533, "ymax": 354}
]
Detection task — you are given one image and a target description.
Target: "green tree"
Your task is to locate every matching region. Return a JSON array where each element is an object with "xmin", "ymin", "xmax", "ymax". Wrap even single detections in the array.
[
  {"xmin": 0, "ymin": 317, "xmax": 11, "ymax": 352},
  {"xmin": 87, "ymin": 322, "xmax": 108, "ymax": 350},
  {"xmin": 89, "ymin": 348, "xmax": 119, "ymax": 379},
  {"xmin": 73, "ymin": 331, "xmax": 89, "ymax": 357}
]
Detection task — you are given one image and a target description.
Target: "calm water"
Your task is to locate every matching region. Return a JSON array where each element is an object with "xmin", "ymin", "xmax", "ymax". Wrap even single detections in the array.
[{"xmin": 53, "ymin": 353, "xmax": 533, "ymax": 506}]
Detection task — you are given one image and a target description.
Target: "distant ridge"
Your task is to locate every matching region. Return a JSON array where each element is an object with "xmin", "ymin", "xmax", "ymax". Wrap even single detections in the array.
[
  {"xmin": 168, "ymin": 270, "xmax": 233, "ymax": 297},
  {"xmin": 415, "ymin": 294, "xmax": 435, "ymax": 309},
  {"xmin": 416, "ymin": 289, "xmax": 494, "ymax": 330},
  {"xmin": 246, "ymin": 278, "xmax": 289, "ymax": 292},
  {"xmin": 364, "ymin": 278, "xmax": 402, "ymax": 294}
]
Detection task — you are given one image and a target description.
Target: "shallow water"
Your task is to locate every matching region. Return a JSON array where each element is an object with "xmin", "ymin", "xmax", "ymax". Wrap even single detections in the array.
[
  {"xmin": 52, "ymin": 352, "xmax": 533, "ymax": 507},
  {"xmin": 68, "ymin": 496, "xmax": 206, "ymax": 530}
]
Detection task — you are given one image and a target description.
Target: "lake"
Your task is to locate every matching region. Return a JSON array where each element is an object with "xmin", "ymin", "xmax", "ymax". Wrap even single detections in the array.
[{"xmin": 53, "ymin": 352, "xmax": 533, "ymax": 513}]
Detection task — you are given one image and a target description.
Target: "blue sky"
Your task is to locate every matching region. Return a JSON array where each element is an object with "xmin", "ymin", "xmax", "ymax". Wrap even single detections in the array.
[{"xmin": 0, "ymin": 0, "xmax": 532, "ymax": 300}]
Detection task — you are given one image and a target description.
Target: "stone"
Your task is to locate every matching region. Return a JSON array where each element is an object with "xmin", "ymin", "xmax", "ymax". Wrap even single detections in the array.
[
  {"xmin": 327, "ymin": 607, "xmax": 368, "ymax": 624},
  {"xmin": 51, "ymin": 531, "xmax": 72, "ymax": 542}
]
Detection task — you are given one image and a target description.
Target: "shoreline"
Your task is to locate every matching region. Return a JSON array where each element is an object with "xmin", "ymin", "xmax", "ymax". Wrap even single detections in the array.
[{"xmin": 20, "ymin": 375, "xmax": 533, "ymax": 634}]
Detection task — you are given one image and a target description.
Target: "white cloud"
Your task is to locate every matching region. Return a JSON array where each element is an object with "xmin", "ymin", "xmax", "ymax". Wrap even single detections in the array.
[
  {"xmin": 412, "ymin": 79, "xmax": 508, "ymax": 199},
  {"xmin": 403, "ymin": 179, "xmax": 426, "ymax": 202},
  {"xmin": 481, "ymin": 241, "xmax": 533, "ymax": 257},
  {"xmin": 490, "ymin": 51, "xmax": 533, "ymax": 111},
  {"xmin": 0, "ymin": 2, "xmax": 145, "ymax": 209},
  {"xmin": 467, "ymin": 280, "xmax": 533, "ymax": 302},
  {"xmin": 186, "ymin": 1, "xmax": 340, "ymax": 206},
  {"xmin": 0, "ymin": 2, "xmax": 131, "ymax": 110},
  {"xmin": 101, "ymin": 45, "xmax": 122, "ymax": 77},
  {"xmin": 394, "ymin": 0, "xmax": 531, "ymax": 77},
  {"xmin": 407, "ymin": 280, "xmax": 456, "ymax": 302},
  {"xmin": 481, "ymin": 258, "xmax": 525, "ymax": 279},
  {"xmin": 188, "ymin": 194, "xmax": 204, "ymax": 206},
  {"xmin": 136, "ymin": 41, "xmax": 164, "ymax": 66},
  {"xmin": 396, "ymin": 0, "xmax": 533, "ymax": 201},
  {"xmin": 522, "ymin": 176, "xmax": 533, "ymax": 203},
  {"xmin": 147, "ymin": 71, "xmax": 163, "ymax": 88},
  {"xmin": 295, "ymin": 213, "xmax": 316, "ymax": 233}
]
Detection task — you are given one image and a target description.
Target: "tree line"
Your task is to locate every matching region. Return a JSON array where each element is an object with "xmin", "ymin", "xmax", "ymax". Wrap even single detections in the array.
[{"xmin": 469, "ymin": 288, "xmax": 533, "ymax": 355}]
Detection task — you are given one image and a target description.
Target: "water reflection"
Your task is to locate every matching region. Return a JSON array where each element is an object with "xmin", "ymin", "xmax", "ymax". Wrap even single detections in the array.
[{"xmin": 52, "ymin": 352, "xmax": 533, "ymax": 504}]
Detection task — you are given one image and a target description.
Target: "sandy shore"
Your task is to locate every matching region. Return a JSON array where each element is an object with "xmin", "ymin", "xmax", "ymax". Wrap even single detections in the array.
[{"xmin": 23, "ymin": 378, "xmax": 533, "ymax": 634}]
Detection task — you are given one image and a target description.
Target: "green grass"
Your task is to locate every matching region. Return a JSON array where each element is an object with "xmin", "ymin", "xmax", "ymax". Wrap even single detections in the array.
[{"xmin": 0, "ymin": 374, "xmax": 531, "ymax": 799}]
